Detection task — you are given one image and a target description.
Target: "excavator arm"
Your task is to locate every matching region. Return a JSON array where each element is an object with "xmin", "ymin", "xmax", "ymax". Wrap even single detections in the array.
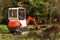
[{"xmin": 26, "ymin": 16, "xmax": 40, "ymax": 29}]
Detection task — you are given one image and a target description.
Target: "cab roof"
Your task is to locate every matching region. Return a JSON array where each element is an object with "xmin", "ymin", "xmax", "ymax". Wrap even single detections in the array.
[{"xmin": 9, "ymin": 7, "xmax": 25, "ymax": 10}]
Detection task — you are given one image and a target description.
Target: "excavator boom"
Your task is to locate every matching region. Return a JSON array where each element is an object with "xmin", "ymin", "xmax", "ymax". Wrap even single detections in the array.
[{"xmin": 26, "ymin": 16, "xmax": 39, "ymax": 28}]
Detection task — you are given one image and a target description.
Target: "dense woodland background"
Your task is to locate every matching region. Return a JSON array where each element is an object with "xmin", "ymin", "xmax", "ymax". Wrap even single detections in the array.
[{"xmin": 0, "ymin": 0, "xmax": 60, "ymax": 24}]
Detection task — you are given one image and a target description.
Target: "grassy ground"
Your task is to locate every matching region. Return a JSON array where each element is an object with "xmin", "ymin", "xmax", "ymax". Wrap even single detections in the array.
[{"xmin": 0, "ymin": 25, "xmax": 60, "ymax": 40}]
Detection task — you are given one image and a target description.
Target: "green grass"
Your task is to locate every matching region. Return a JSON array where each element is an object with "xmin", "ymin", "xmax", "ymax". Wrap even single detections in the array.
[
  {"xmin": 0, "ymin": 25, "xmax": 60, "ymax": 40},
  {"xmin": 0, "ymin": 25, "xmax": 9, "ymax": 34},
  {"xmin": 0, "ymin": 25, "xmax": 41, "ymax": 40}
]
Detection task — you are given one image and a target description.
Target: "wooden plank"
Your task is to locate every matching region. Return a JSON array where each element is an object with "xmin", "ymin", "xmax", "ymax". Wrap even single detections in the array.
[
  {"xmin": 33, "ymin": 25, "xmax": 53, "ymax": 33},
  {"xmin": 39, "ymin": 25, "xmax": 53, "ymax": 33},
  {"xmin": 21, "ymin": 31, "xmax": 29, "ymax": 35}
]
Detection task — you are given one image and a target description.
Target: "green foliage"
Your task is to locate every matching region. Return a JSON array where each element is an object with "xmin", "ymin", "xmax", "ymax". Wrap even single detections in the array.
[
  {"xmin": 0, "ymin": 0, "xmax": 60, "ymax": 24},
  {"xmin": 0, "ymin": 0, "xmax": 17, "ymax": 24},
  {"xmin": 25, "ymin": 0, "xmax": 48, "ymax": 14},
  {"xmin": 24, "ymin": 0, "xmax": 48, "ymax": 22}
]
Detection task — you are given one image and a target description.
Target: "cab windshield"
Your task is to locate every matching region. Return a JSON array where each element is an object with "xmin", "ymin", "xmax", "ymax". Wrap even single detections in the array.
[{"xmin": 18, "ymin": 9, "xmax": 25, "ymax": 20}]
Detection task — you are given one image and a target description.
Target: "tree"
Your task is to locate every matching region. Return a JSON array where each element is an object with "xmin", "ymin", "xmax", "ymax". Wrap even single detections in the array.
[
  {"xmin": 23, "ymin": 0, "xmax": 48, "ymax": 23},
  {"xmin": 0, "ymin": 0, "xmax": 17, "ymax": 24},
  {"xmin": 47, "ymin": 0, "xmax": 59, "ymax": 24}
]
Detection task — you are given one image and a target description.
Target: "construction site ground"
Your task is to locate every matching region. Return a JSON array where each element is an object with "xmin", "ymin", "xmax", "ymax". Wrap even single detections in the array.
[{"xmin": 0, "ymin": 25, "xmax": 60, "ymax": 40}]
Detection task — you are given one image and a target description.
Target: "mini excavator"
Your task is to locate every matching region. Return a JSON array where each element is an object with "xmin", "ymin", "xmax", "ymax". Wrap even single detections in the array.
[{"xmin": 7, "ymin": 2, "xmax": 40, "ymax": 33}]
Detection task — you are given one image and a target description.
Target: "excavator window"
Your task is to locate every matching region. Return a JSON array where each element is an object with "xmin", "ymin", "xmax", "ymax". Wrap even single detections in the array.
[
  {"xmin": 18, "ymin": 9, "xmax": 25, "ymax": 20},
  {"xmin": 9, "ymin": 9, "xmax": 17, "ymax": 18}
]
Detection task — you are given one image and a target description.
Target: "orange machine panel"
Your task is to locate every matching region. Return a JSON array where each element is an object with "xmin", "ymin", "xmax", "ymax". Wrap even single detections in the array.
[{"xmin": 8, "ymin": 21, "xmax": 22, "ymax": 28}]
